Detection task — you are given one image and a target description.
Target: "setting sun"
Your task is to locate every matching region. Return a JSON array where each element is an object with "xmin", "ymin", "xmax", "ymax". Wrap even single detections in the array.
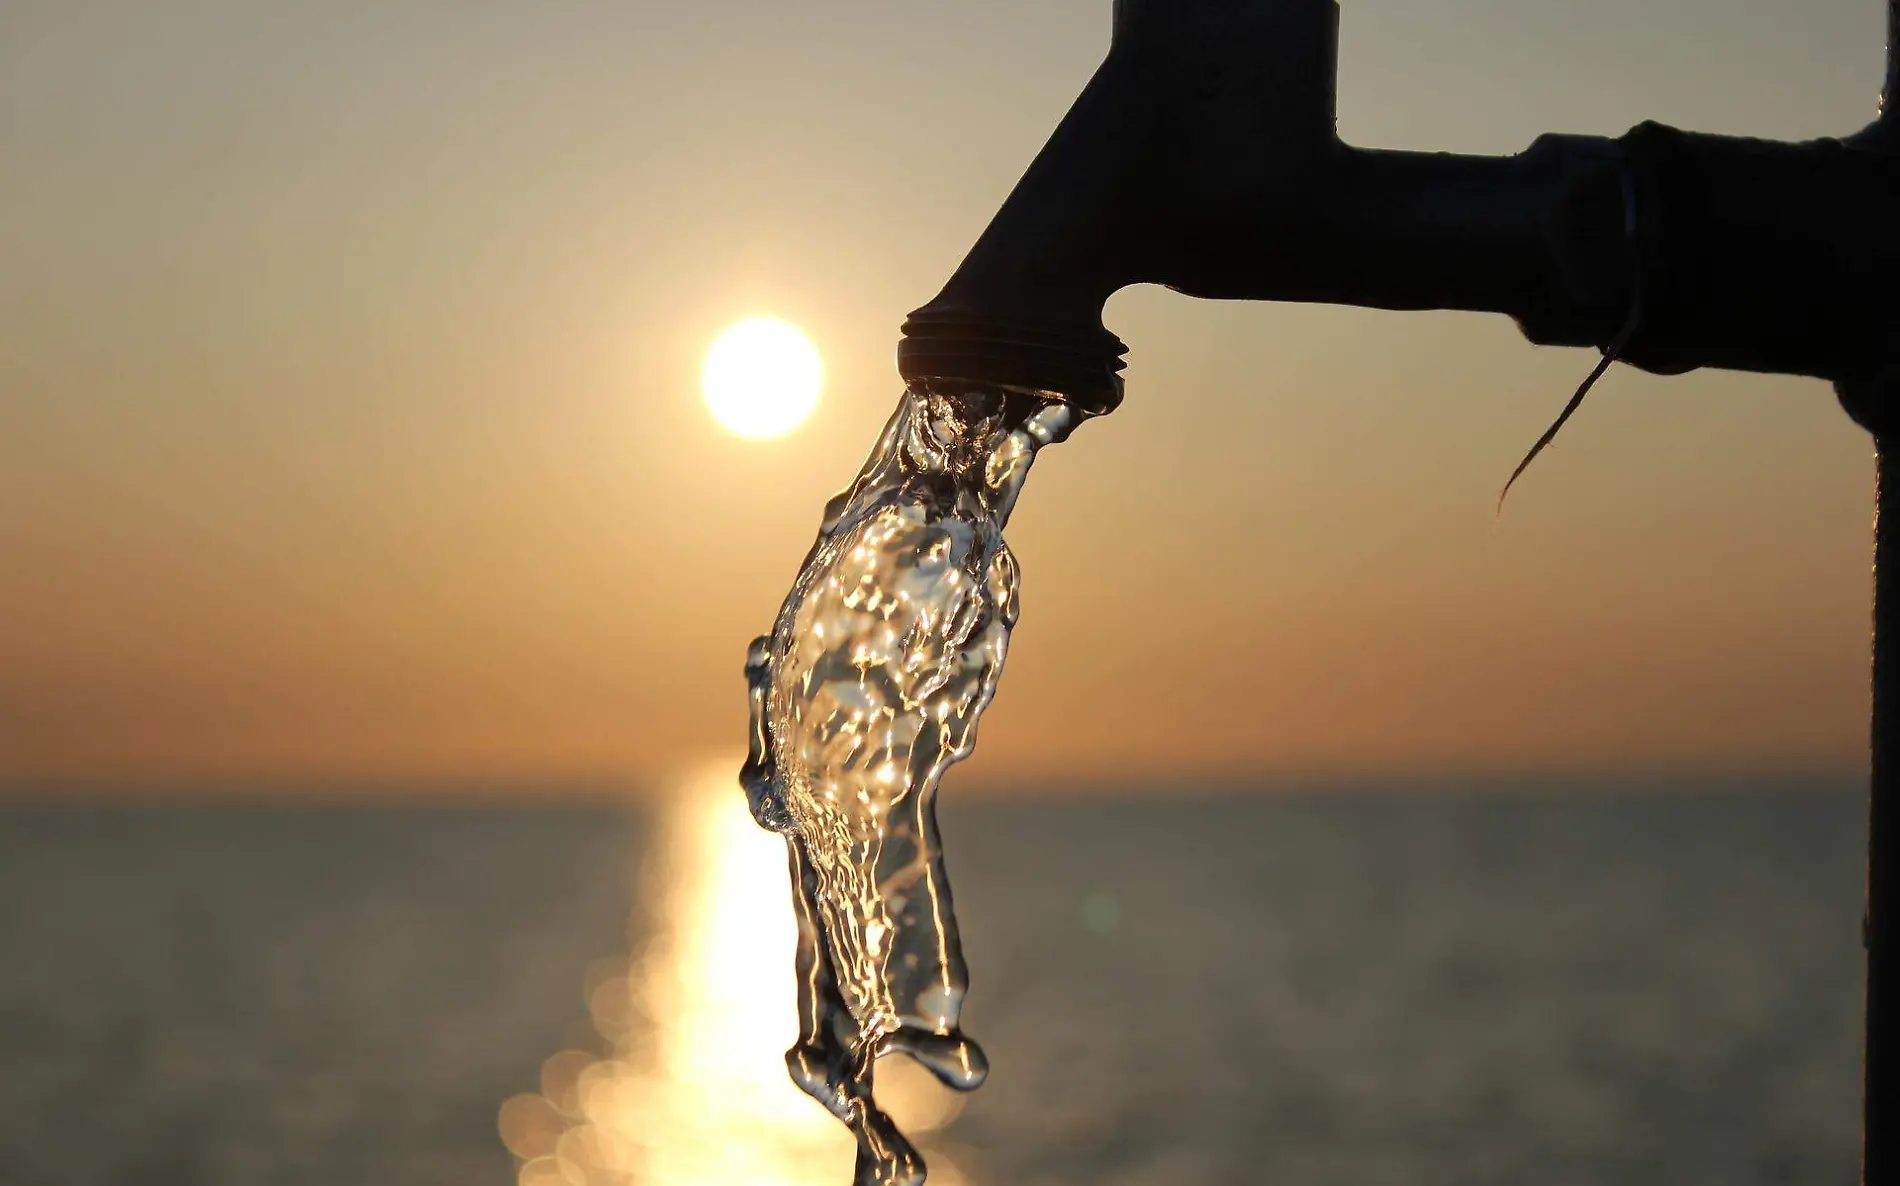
[{"xmin": 702, "ymin": 317, "xmax": 822, "ymax": 439}]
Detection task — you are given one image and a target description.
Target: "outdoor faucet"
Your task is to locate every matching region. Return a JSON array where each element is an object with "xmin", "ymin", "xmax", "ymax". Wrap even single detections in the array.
[
  {"xmin": 897, "ymin": 0, "xmax": 1900, "ymax": 415},
  {"xmin": 896, "ymin": 0, "xmax": 1900, "ymax": 1179}
]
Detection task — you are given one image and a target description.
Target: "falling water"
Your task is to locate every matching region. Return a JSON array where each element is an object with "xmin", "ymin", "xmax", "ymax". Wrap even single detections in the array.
[{"xmin": 743, "ymin": 383, "xmax": 1082, "ymax": 1185}]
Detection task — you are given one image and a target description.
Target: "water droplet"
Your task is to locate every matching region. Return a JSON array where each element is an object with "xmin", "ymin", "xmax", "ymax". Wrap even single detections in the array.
[{"xmin": 890, "ymin": 1029, "xmax": 989, "ymax": 1091}]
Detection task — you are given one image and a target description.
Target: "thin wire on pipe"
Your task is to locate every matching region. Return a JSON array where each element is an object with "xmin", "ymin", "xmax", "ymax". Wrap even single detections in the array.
[{"xmin": 1497, "ymin": 165, "xmax": 1643, "ymax": 512}]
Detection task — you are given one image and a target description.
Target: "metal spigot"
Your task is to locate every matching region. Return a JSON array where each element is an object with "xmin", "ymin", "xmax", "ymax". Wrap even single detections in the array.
[
  {"xmin": 897, "ymin": 0, "xmax": 1900, "ymax": 1179},
  {"xmin": 898, "ymin": 0, "xmax": 1900, "ymax": 415}
]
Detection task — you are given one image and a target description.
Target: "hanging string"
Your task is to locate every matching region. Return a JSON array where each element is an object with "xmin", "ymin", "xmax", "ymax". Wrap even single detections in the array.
[{"xmin": 1497, "ymin": 165, "xmax": 1644, "ymax": 513}]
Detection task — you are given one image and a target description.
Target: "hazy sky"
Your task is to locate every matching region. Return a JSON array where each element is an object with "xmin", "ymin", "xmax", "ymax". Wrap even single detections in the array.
[{"xmin": 0, "ymin": 0, "xmax": 1887, "ymax": 789}]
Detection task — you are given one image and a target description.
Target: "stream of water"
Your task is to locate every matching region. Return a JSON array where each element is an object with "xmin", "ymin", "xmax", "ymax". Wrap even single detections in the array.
[{"xmin": 742, "ymin": 384, "xmax": 1083, "ymax": 1185}]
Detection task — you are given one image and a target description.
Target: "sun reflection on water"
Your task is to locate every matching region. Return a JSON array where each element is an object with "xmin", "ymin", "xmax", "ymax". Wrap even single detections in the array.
[{"xmin": 500, "ymin": 764, "xmax": 967, "ymax": 1186}]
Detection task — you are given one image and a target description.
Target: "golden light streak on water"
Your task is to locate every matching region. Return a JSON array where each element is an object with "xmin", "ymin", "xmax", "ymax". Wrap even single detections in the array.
[{"xmin": 501, "ymin": 762, "xmax": 967, "ymax": 1186}]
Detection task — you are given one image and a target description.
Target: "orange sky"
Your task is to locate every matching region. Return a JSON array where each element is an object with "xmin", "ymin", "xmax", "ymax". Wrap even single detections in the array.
[{"xmin": 0, "ymin": 0, "xmax": 1885, "ymax": 790}]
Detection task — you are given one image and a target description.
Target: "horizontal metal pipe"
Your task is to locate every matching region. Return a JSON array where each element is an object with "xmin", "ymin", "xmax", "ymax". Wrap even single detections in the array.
[
  {"xmin": 1154, "ymin": 138, "xmax": 1629, "ymax": 333},
  {"xmin": 899, "ymin": 0, "xmax": 1900, "ymax": 405}
]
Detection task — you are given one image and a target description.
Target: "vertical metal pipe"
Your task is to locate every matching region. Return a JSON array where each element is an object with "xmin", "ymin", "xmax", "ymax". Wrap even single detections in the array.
[
  {"xmin": 1850, "ymin": 15, "xmax": 1900, "ymax": 1183},
  {"xmin": 1863, "ymin": 15, "xmax": 1900, "ymax": 1186},
  {"xmin": 1873, "ymin": 443, "xmax": 1900, "ymax": 1186}
]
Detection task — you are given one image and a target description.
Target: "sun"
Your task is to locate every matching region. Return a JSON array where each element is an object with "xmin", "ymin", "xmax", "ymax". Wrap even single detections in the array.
[{"xmin": 702, "ymin": 317, "xmax": 823, "ymax": 439}]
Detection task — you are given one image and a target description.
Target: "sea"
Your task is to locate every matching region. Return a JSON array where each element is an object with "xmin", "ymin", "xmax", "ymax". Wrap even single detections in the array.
[{"xmin": 0, "ymin": 778, "xmax": 1870, "ymax": 1186}]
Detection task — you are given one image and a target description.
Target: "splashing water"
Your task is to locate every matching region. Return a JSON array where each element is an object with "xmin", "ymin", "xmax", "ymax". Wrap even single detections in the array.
[{"xmin": 742, "ymin": 383, "xmax": 1082, "ymax": 1185}]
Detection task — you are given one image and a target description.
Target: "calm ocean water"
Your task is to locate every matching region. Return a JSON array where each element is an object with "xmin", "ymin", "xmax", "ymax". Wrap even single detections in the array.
[{"xmin": 0, "ymin": 783, "xmax": 1869, "ymax": 1186}]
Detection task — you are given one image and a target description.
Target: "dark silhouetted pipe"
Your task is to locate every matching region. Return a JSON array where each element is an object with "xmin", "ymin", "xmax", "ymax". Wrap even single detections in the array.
[
  {"xmin": 906, "ymin": 0, "xmax": 1900, "ymax": 1176},
  {"xmin": 901, "ymin": 0, "xmax": 1900, "ymax": 413}
]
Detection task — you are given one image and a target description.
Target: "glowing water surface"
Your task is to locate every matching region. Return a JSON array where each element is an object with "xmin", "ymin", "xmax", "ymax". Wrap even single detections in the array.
[
  {"xmin": 744, "ymin": 385, "xmax": 1082, "ymax": 1185},
  {"xmin": 497, "ymin": 768, "xmax": 966, "ymax": 1186}
]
